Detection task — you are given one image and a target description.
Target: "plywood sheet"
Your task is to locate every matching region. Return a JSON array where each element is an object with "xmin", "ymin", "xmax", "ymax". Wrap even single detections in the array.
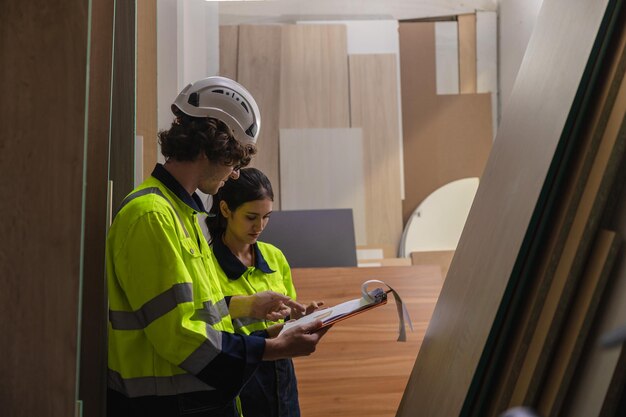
[
  {"xmin": 510, "ymin": 29, "xmax": 626, "ymax": 408},
  {"xmin": 219, "ymin": 25, "xmax": 239, "ymax": 80},
  {"xmin": 396, "ymin": 1, "xmax": 612, "ymax": 415},
  {"xmin": 279, "ymin": 128, "xmax": 367, "ymax": 245},
  {"xmin": 0, "ymin": 0, "xmax": 90, "ymax": 415},
  {"xmin": 79, "ymin": 1, "xmax": 115, "ymax": 416},
  {"xmin": 237, "ymin": 24, "xmax": 283, "ymax": 208},
  {"xmin": 349, "ymin": 54, "xmax": 403, "ymax": 250},
  {"xmin": 537, "ymin": 230, "xmax": 619, "ymax": 416},
  {"xmin": 137, "ymin": 0, "xmax": 157, "ymax": 182},
  {"xmin": 485, "ymin": 12, "xmax": 626, "ymax": 414},
  {"xmin": 458, "ymin": 13, "xmax": 477, "ymax": 94},
  {"xmin": 279, "ymin": 24, "xmax": 350, "ymax": 128},
  {"xmin": 292, "ymin": 266, "xmax": 443, "ymax": 417},
  {"xmin": 399, "ymin": 22, "xmax": 492, "ymax": 224},
  {"xmin": 297, "ymin": 19, "xmax": 406, "ymax": 200}
]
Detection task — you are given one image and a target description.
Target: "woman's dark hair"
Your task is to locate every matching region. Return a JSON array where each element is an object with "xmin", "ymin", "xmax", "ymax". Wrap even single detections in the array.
[
  {"xmin": 206, "ymin": 167, "xmax": 274, "ymax": 245},
  {"xmin": 158, "ymin": 115, "xmax": 256, "ymax": 166}
]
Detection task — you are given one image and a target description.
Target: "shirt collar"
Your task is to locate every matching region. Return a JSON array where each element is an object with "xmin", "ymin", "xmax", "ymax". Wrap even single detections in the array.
[
  {"xmin": 213, "ymin": 236, "xmax": 275, "ymax": 280},
  {"xmin": 151, "ymin": 163, "xmax": 208, "ymax": 214}
]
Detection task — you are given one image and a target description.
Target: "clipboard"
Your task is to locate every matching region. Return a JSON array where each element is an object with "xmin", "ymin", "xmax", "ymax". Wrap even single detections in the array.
[{"xmin": 280, "ymin": 287, "xmax": 388, "ymax": 334}]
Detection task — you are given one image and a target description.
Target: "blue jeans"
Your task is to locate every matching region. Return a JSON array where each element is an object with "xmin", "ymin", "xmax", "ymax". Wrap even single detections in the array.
[{"xmin": 239, "ymin": 359, "xmax": 300, "ymax": 417}]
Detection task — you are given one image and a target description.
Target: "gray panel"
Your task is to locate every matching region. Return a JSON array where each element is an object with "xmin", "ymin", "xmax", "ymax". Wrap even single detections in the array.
[{"xmin": 261, "ymin": 209, "xmax": 358, "ymax": 268}]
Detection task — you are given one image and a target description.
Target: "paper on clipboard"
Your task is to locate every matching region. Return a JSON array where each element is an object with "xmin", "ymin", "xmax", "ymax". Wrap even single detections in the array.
[{"xmin": 280, "ymin": 280, "xmax": 400, "ymax": 336}]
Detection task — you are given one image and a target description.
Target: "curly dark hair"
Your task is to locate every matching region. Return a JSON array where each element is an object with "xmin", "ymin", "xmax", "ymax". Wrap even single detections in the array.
[{"xmin": 158, "ymin": 115, "xmax": 256, "ymax": 166}]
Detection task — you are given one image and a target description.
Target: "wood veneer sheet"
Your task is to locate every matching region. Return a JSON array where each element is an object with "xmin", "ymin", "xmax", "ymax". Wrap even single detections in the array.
[
  {"xmin": 396, "ymin": 1, "xmax": 611, "ymax": 416},
  {"xmin": 279, "ymin": 128, "xmax": 367, "ymax": 245},
  {"xmin": 458, "ymin": 13, "xmax": 477, "ymax": 94},
  {"xmin": 537, "ymin": 231, "xmax": 620, "ymax": 417},
  {"xmin": 486, "ymin": 8, "xmax": 626, "ymax": 413},
  {"xmin": 349, "ymin": 54, "xmax": 403, "ymax": 250},
  {"xmin": 237, "ymin": 24, "xmax": 282, "ymax": 208},
  {"xmin": 279, "ymin": 24, "xmax": 349, "ymax": 128},
  {"xmin": 219, "ymin": 25, "xmax": 239, "ymax": 80}
]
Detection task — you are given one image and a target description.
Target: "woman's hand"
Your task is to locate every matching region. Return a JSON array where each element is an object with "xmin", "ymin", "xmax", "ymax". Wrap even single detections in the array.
[
  {"xmin": 229, "ymin": 291, "xmax": 305, "ymax": 320},
  {"xmin": 290, "ymin": 300, "xmax": 324, "ymax": 320}
]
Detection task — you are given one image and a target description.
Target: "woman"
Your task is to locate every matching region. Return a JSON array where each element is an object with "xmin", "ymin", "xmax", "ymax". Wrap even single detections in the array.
[{"xmin": 206, "ymin": 167, "xmax": 321, "ymax": 417}]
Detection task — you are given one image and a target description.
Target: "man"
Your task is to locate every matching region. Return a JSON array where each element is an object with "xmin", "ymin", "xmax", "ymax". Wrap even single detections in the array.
[{"xmin": 106, "ymin": 76, "xmax": 326, "ymax": 417}]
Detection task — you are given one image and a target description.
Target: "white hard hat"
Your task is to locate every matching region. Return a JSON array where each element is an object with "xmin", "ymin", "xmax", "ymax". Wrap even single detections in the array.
[{"xmin": 172, "ymin": 76, "xmax": 261, "ymax": 145}]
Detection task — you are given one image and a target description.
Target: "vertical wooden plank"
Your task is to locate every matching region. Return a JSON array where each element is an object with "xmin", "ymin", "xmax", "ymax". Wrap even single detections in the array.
[
  {"xmin": 279, "ymin": 128, "xmax": 367, "ymax": 245},
  {"xmin": 349, "ymin": 54, "xmax": 403, "ymax": 250},
  {"xmin": 476, "ymin": 11, "xmax": 498, "ymax": 138},
  {"xmin": 279, "ymin": 24, "xmax": 350, "ymax": 128},
  {"xmin": 237, "ymin": 25, "xmax": 282, "ymax": 208},
  {"xmin": 458, "ymin": 13, "xmax": 477, "ymax": 94},
  {"xmin": 396, "ymin": 0, "xmax": 611, "ymax": 415},
  {"xmin": 79, "ymin": 0, "xmax": 115, "ymax": 416},
  {"xmin": 137, "ymin": 0, "xmax": 157, "ymax": 181},
  {"xmin": 537, "ymin": 231, "xmax": 620, "ymax": 416},
  {"xmin": 219, "ymin": 25, "xmax": 239, "ymax": 80},
  {"xmin": 510, "ymin": 26, "xmax": 626, "ymax": 407},
  {"xmin": 110, "ymin": 0, "xmax": 136, "ymax": 209},
  {"xmin": 0, "ymin": 0, "xmax": 89, "ymax": 415}
]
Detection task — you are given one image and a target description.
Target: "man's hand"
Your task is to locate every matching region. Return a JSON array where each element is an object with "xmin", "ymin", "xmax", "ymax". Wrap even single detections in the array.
[
  {"xmin": 262, "ymin": 320, "xmax": 331, "ymax": 360},
  {"xmin": 229, "ymin": 291, "xmax": 305, "ymax": 320}
]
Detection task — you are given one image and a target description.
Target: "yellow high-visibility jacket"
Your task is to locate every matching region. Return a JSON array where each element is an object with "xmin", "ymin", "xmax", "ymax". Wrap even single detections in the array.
[{"xmin": 107, "ymin": 164, "xmax": 264, "ymax": 407}]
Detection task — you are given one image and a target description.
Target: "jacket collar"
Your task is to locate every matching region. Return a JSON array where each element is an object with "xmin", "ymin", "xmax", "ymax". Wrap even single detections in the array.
[
  {"xmin": 213, "ymin": 236, "xmax": 275, "ymax": 280},
  {"xmin": 151, "ymin": 163, "xmax": 208, "ymax": 214}
]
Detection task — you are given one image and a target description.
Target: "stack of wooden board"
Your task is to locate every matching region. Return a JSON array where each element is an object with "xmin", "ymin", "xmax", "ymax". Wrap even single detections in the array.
[{"xmin": 397, "ymin": 0, "xmax": 626, "ymax": 416}]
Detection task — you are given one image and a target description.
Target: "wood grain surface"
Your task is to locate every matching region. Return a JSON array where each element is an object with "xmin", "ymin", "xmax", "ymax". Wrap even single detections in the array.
[
  {"xmin": 396, "ymin": 1, "xmax": 611, "ymax": 415},
  {"xmin": 291, "ymin": 266, "xmax": 443, "ymax": 417}
]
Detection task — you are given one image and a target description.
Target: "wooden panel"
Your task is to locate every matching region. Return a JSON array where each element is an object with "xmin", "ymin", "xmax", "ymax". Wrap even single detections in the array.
[
  {"xmin": 279, "ymin": 128, "xmax": 367, "ymax": 245},
  {"xmin": 565, "ymin": 251, "xmax": 626, "ymax": 416},
  {"xmin": 219, "ymin": 25, "xmax": 239, "ymax": 80},
  {"xmin": 509, "ymin": 24, "xmax": 626, "ymax": 408},
  {"xmin": 490, "ymin": 20, "xmax": 626, "ymax": 410},
  {"xmin": 396, "ymin": 1, "xmax": 611, "ymax": 415},
  {"xmin": 291, "ymin": 266, "xmax": 443, "ymax": 417},
  {"xmin": 279, "ymin": 24, "xmax": 350, "ymax": 128},
  {"xmin": 110, "ymin": 0, "xmax": 136, "ymax": 209},
  {"xmin": 458, "ymin": 14, "xmax": 477, "ymax": 94},
  {"xmin": 137, "ymin": 0, "xmax": 157, "ymax": 182},
  {"xmin": 538, "ymin": 231, "xmax": 620, "ymax": 416},
  {"xmin": 485, "ymin": 10, "xmax": 626, "ymax": 414},
  {"xmin": 237, "ymin": 25, "xmax": 283, "ymax": 208},
  {"xmin": 0, "ymin": 0, "xmax": 89, "ymax": 415},
  {"xmin": 476, "ymin": 11, "xmax": 498, "ymax": 138},
  {"xmin": 79, "ymin": 1, "xmax": 115, "ymax": 416},
  {"xmin": 399, "ymin": 22, "xmax": 492, "ymax": 224},
  {"xmin": 349, "ymin": 54, "xmax": 403, "ymax": 250},
  {"xmin": 410, "ymin": 250, "xmax": 455, "ymax": 279}
]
